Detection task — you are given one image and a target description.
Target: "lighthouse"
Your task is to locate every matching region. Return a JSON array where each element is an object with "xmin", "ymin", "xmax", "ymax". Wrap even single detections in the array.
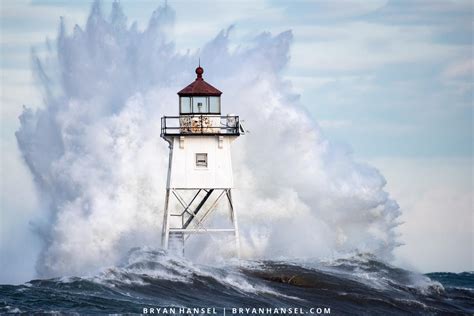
[{"xmin": 160, "ymin": 65, "xmax": 243, "ymax": 257}]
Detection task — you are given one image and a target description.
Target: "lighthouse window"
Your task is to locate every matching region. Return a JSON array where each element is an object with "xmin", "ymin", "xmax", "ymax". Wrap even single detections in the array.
[
  {"xmin": 209, "ymin": 97, "xmax": 220, "ymax": 113},
  {"xmin": 195, "ymin": 153, "xmax": 208, "ymax": 167},
  {"xmin": 180, "ymin": 97, "xmax": 191, "ymax": 114},
  {"xmin": 192, "ymin": 97, "xmax": 208, "ymax": 113}
]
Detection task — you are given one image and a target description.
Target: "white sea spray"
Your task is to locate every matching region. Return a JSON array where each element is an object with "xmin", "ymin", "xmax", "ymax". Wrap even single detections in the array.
[{"xmin": 16, "ymin": 1, "xmax": 401, "ymax": 278}]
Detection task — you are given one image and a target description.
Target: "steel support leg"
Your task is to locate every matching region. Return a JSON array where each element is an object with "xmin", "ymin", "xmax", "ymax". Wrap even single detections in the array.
[
  {"xmin": 161, "ymin": 189, "xmax": 171, "ymax": 249},
  {"xmin": 227, "ymin": 189, "xmax": 241, "ymax": 258}
]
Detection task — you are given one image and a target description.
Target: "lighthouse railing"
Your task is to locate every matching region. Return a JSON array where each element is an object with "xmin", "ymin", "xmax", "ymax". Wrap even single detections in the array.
[{"xmin": 161, "ymin": 115, "xmax": 240, "ymax": 136}]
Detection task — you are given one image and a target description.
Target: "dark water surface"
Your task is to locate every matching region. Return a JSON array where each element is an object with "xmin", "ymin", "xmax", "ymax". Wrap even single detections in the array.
[{"xmin": 1, "ymin": 249, "xmax": 472, "ymax": 315}]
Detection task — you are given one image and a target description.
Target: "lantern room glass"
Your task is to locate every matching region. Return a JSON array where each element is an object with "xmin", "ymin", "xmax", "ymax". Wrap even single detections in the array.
[
  {"xmin": 209, "ymin": 97, "xmax": 220, "ymax": 113},
  {"xmin": 180, "ymin": 97, "xmax": 191, "ymax": 114},
  {"xmin": 192, "ymin": 97, "xmax": 207, "ymax": 113},
  {"xmin": 180, "ymin": 96, "xmax": 221, "ymax": 115}
]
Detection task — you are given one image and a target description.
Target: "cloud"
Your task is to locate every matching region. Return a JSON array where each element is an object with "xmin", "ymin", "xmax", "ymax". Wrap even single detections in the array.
[
  {"xmin": 271, "ymin": 0, "xmax": 389, "ymax": 22},
  {"xmin": 370, "ymin": 157, "xmax": 473, "ymax": 272},
  {"xmin": 442, "ymin": 58, "xmax": 474, "ymax": 79},
  {"xmin": 318, "ymin": 119, "xmax": 352, "ymax": 129},
  {"xmin": 364, "ymin": 0, "xmax": 472, "ymax": 25},
  {"xmin": 439, "ymin": 58, "xmax": 474, "ymax": 95},
  {"xmin": 290, "ymin": 22, "xmax": 462, "ymax": 73},
  {"xmin": 0, "ymin": 32, "xmax": 55, "ymax": 46},
  {"xmin": 1, "ymin": 69, "xmax": 42, "ymax": 120},
  {"xmin": 1, "ymin": 0, "xmax": 86, "ymax": 24}
]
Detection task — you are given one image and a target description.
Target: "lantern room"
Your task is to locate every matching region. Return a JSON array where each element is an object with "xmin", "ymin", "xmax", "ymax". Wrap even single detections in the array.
[
  {"xmin": 161, "ymin": 65, "xmax": 241, "ymax": 136},
  {"xmin": 177, "ymin": 66, "xmax": 222, "ymax": 115}
]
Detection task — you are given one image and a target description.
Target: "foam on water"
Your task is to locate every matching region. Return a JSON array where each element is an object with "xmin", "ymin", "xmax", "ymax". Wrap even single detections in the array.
[{"xmin": 1, "ymin": 248, "xmax": 472, "ymax": 314}]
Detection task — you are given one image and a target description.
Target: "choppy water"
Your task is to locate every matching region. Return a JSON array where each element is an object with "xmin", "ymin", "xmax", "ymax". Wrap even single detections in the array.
[{"xmin": 1, "ymin": 248, "xmax": 472, "ymax": 315}]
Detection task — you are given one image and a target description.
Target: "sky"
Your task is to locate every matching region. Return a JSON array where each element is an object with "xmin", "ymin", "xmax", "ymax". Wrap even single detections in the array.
[{"xmin": 0, "ymin": 0, "xmax": 472, "ymax": 283}]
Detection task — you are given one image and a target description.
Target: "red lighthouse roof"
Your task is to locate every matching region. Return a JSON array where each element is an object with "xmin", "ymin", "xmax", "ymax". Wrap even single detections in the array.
[{"xmin": 178, "ymin": 66, "xmax": 222, "ymax": 96}]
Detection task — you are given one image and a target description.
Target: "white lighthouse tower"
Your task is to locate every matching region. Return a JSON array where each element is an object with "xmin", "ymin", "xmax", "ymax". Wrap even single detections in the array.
[{"xmin": 160, "ymin": 65, "xmax": 242, "ymax": 257}]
